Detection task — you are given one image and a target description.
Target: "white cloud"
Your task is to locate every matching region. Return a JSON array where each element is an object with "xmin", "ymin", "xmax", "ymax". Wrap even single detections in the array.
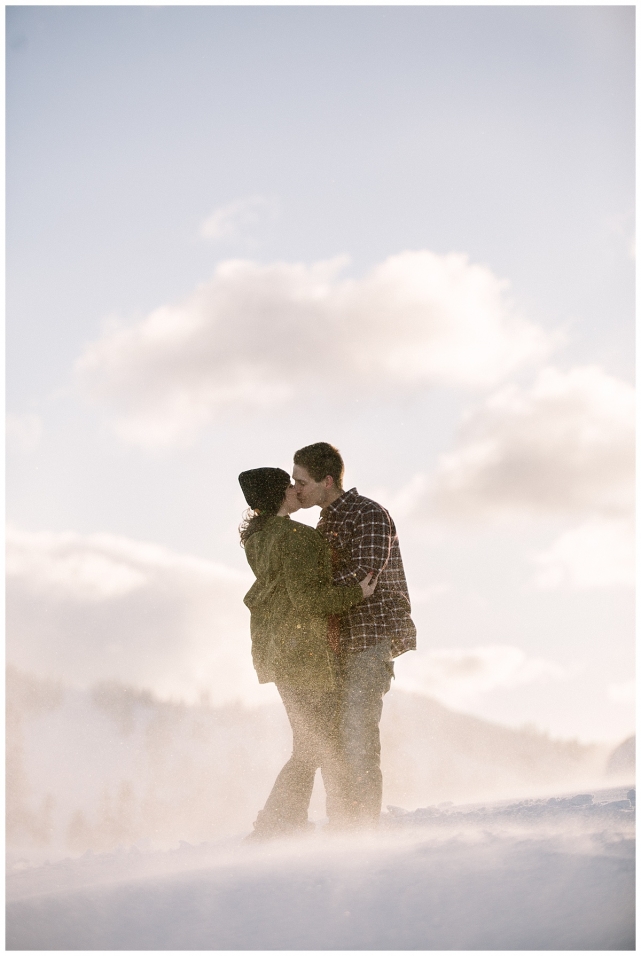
[
  {"xmin": 368, "ymin": 474, "xmax": 430, "ymax": 520},
  {"xmin": 4, "ymin": 527, "xmax": 571, "ymax": 720},
  {"xmin": 6, "ymin": 413, "xmax": 42, "ymax": 452},
  {"xmin": 395, "ymin": 644, "xmax": 566, "ymax": 710},
  {"xmin": 6, "ymin": 526, "xmax": 261, "ymax": 707},
  {"xmin": 532, "ymin": 518, "xmax": 635, "ymax": 590},
  {"xmin": 199, "ymin": 195, "xmax": 278, "ymax": 242},
  {"xmin": 430, "ymin": 366, "xmax": 635, "ymax": 519},
  {"xmin": 607, "ymin": 679, "xmax": 635, "ymax": 704},
  {"xmin": 75, "ymin": 250, "xmax": 557, "ymax": 447},
  {"xmin": 7, "ymin": 529, "xmax": 148, "ymax": 600},
  {"xmin": 409, "ymin": 582, "xmax": 451, "ymax": 606}
]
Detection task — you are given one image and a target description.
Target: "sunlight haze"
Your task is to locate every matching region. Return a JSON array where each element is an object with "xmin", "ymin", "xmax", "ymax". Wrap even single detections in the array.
[{"xmin": 6, "ymin": 5, "xmax": 635, "ymax": 747}]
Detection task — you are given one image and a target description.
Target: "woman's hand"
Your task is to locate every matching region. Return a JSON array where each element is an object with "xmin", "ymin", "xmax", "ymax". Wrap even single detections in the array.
[{"xmin": 359, "ymin": 571, "xmax": 378, "ymax": 598}]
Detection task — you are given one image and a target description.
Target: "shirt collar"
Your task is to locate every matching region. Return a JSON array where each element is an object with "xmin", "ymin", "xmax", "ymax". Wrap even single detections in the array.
[{"xmin": 321, "ymin": 487, "xmax": 358, "ymax": 518}]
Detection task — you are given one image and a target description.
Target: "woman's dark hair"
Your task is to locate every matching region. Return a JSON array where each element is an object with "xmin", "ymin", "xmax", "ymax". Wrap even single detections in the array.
[
  {"xmin": 239, "ymin": 505, "xmax": 286, "ymax": 547},
  {"xmin": 293, "ymin": 442, "xmax": 344, "ymax": 486},
  {"xmin": 238, "ymin": 467, "xmax": 291, "ymax": 546}
]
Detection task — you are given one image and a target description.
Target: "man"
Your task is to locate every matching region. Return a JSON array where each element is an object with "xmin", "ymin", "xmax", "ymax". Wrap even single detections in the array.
[{"xmin": 293, "ymin": 442, "xmax": 416, "ymax": 827}]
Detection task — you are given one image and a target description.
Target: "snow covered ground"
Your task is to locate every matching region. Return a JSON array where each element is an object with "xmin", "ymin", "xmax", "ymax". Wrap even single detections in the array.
[{"xmin": 7, "ymin": 785, "xmax": 634, "ymax": 950}]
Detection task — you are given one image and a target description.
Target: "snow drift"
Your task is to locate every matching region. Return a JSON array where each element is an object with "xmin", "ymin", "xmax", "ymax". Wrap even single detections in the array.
[
  {"xmin": 6, "ymin": 668, "xmax": 634, "ymax": 950},
  {"xmin": 7, "ymin": 787, "xmax": 634, "ymax": 950}
]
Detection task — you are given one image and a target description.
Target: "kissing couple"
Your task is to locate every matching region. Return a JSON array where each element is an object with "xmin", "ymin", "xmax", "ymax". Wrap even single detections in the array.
[{"xmin": 239, "ymin": 441, "xmax": 416, "ymax": 840}]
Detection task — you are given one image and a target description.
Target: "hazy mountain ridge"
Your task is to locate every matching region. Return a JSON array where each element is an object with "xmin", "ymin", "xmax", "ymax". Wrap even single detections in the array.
[
  {"xmin": 381, "ymin": 690, "xmax": 611, "ymax": 807},
  {"xmin": 7, "ymin": 666, "xmax": 615, "ymax": 861}
]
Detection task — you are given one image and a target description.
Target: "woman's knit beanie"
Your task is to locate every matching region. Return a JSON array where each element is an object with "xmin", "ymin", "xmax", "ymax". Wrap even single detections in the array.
[{"xmin": 238, "ymin": 467, "xmax": 291, "ymax": 513}]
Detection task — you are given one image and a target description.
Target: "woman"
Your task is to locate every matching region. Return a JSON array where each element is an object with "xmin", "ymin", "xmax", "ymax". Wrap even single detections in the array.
[{"xmin": 238, "ymin": 466, "xmax": 376, "ymax": 840}]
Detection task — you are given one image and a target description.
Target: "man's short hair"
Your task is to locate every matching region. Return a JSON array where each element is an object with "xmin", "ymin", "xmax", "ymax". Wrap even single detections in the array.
[{"xmin": 294, "ymin": 442, "xmax": 344, "ymax": 486}]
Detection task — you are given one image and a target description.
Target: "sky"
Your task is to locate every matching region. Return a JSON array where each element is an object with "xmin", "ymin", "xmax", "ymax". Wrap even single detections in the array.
[{"xmin": 6, "ymin": 4, "xmax": 635, "ymax": 745}]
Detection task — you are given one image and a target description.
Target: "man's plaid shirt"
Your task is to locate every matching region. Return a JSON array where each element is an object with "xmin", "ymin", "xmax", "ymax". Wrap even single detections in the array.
[{"xmin": 316, "ymin": 487, "xmax": 416, "ymax": 658}]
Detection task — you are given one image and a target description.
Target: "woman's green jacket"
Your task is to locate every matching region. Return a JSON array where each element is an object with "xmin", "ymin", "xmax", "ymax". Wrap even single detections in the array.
[{"xmin": 243, "ymin": 516, "xmax": 363, "ymax": 690}]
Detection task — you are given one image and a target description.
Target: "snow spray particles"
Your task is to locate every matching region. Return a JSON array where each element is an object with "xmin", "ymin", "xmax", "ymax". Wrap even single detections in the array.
[
  {"xmin": 7, "ymin": 668, "xmax": 634, "ymax": 950},
  {"xmin": 7, "ymin": 667, "xmax": 617, "ymax": 863},
  {"xmin": 7, "ymin": 790, "xmax": 635, "ymax": 949}
]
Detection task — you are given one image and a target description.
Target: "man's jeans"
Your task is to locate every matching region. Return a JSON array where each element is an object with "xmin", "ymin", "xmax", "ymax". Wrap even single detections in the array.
[{"xmin": 333, "ymin": 639, "xmax": 394, "ymax": 826}]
